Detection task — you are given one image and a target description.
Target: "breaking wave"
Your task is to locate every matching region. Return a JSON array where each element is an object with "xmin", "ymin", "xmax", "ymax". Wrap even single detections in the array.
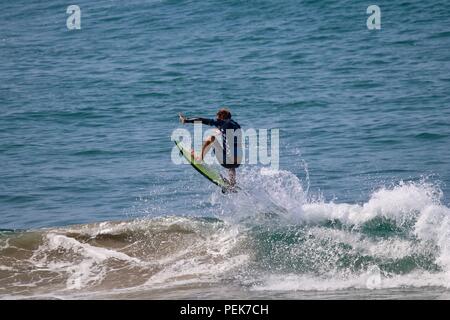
[{"xmin": 1, "ymin": 169, "xmax": 450, "ymax": 299}]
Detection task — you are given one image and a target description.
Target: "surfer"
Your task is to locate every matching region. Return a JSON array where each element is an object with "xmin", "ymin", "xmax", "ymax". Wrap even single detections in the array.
[{"xmin": 179, "ymin": 108, "xmax": 242, "ymax": 187}]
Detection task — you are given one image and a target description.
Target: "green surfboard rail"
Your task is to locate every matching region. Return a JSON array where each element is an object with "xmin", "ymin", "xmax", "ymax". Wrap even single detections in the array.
[{"xmin": 174, "ymin": 140, "xmax": 228, "ymax": 188}]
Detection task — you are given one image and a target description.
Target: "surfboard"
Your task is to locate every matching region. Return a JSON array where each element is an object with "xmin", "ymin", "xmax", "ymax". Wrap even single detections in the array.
[{"xmin": 174, "ymin": 140, "xmax": 229, "ymax": 189}]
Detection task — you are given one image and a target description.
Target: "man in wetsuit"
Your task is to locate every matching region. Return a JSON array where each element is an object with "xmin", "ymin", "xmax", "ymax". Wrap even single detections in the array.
[{"xmin": 179, "ymin": 108, "xmax": 242, "ymax": 187}]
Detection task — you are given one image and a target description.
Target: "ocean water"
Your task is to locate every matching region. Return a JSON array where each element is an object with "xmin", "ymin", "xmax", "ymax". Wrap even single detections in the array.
[{"xmin": 1, "ymin": 0, "xmax": 450, "ymax": 299}]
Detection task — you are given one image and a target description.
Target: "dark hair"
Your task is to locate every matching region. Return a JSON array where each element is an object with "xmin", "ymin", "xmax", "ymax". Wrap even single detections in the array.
[{"xmin": 217, "ymin": 108, "xmax": 231, "ymax": 120}]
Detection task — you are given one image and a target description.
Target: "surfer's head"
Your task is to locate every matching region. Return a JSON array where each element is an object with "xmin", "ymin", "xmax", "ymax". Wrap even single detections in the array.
[{"xmin": 216, "ymin": 108, "xmax": 231, "ymax": 120}]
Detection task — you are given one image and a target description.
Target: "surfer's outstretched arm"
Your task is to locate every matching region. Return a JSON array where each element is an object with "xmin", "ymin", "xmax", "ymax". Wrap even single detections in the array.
[{"xmin": 179, "ymin": 113, "xmax": 217, "ymax": 126}]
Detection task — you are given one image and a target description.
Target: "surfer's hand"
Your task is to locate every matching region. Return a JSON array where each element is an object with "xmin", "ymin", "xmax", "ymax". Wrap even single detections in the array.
[{"xmin": 179, "ymin": 113, "xmax": 186, "ymax": 124}]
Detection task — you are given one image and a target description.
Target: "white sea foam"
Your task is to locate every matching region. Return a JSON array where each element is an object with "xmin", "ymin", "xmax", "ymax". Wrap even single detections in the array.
[
  {"xmin": 0, "ymin": 238, "xmax": 10, "ymax": 251},
  {"xmin": 300, "ymin": 181, "xmax": 440, "ymax": 226},
  {"xmin": 252, "ymin": 271, "xmax": 449, "ymax": 292},
  {"xmin": 30, "ymin": 233, "xmax": 141, "ymax": 290},
  {"xmin": 0, "ymin": 266, "xmax": 14, "ymax": 271},
  {"xmin": 144, "ymin": 224, "xmax": 248, "ymax": 287},
  {"xmin": 221, "ymin": 168, "xmax": 450, "ymax": 289},
  {"xmin": 231, "ymin": 167, "xmax": 443, "ymax": 224}
]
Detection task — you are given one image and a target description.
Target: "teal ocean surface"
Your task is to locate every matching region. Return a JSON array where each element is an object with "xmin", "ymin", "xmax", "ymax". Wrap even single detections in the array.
[{"xmin": 1, "ymin": 0, "xmax": 450, "ymax": 299}]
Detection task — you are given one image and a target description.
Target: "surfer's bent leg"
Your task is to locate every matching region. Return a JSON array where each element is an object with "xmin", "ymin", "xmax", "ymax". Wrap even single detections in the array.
[{"xmin": 199, "ymin": 136, "xmax": 215, "ymax": 161}]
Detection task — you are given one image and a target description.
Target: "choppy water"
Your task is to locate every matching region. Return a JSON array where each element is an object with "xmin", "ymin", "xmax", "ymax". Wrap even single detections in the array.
[{"xmin": 1, "ymin": 0, "xmax": 450, "ymax": 299}]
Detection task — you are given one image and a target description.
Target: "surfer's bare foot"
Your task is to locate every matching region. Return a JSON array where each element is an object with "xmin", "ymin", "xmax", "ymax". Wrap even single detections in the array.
[{"xmin": 190, "ymin": 150, "xmax": 202, "ymax": 162}]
